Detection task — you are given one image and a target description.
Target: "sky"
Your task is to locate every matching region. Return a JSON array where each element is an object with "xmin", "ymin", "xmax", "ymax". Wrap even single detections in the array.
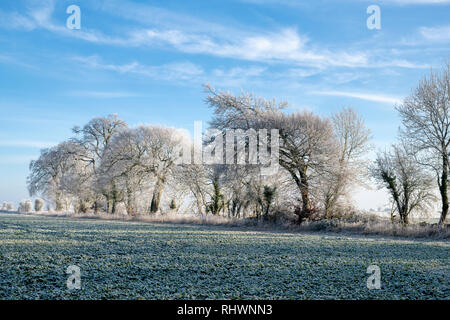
[{"xmin": 0, "ymin": 0, "xmax": 449, "ymax": 211}]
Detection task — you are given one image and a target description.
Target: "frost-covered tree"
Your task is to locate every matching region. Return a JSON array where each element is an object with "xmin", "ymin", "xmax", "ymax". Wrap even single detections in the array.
[
  {"xmin": 322, "ymin": 107, "xmax": 372, "ymax": 218},
  {"xmin": 18, "ymin": 199, "xmax": 33, "ymax": 213},
  {"xmin": 99, "ymin": 128, "xmax": 145, "ymax": 215},
  {"xmin": 205, "ymin": 85, "xmax": 337, "ymax": 222},
  {"xmin": 71, "ymin": 114, "xmax": 128, "ymax": 213},
  {"xmin": 397, "ymin": 62, "xmax": 450, "ymax": 225},
  {"xmin": 101, "ymin": 125, "xmax": 187, "ymax": 214},
  {"xmin": 174, "ymin": 164, "xmax": 210, "ymax": 215},
  {"xmin": 371, "ymin": 143, "xmax": 436, "ymax": 225},
  {"xmin": 271, "ymin": 111, "xmax": 336, "ymax": 221},
  {"xmin": 27, "ymin": 141, "xmax": 81, "ymax": 211}
]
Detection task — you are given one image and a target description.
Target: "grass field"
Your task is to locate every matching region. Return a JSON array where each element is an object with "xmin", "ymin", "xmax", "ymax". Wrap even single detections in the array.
[{"xmin": 0, "ymin": 213, "xmax": 448, "ymax": 300}]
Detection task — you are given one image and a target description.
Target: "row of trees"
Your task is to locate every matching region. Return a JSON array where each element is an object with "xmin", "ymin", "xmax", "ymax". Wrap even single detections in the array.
[
  {"xmin": 1, "ymin": 202, "xmax": 14, "ymax": 211},
  {"xmin": 26, "ymin": 62, "xmax": 449, "ymax": 225},
  {"xmin": 27, "ymin": 101, "xmax": 371, "ymax": 223},
  {"xmin": 372, "ymin": 62, "xmax": 449, "ymax": 225}
]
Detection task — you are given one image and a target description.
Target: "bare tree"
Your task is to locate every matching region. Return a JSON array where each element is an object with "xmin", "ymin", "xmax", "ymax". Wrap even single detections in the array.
[
  {"xmin": 396, "ymin": 61, "xmax": 450, "ymax": 225},
  {"xmin": 72, "ymin": 114, "xmax": 128, "ymax": 162},
  {"xmin": 322, "ymin": 107, "xmax": 372, "ymax": 218},
  {"xmin": 72, "ymin": 114, "xmax": 128, "ymax": 213},
  {"xmin": 205, "ymin": 85, "xmax": 339, "ymax": 223},
  {"xmin": 28, "ymin": 141, "xmax": 81, "ymax": 211},
  {"xmin": 103, "ymin": 125, "xmax": 187, "ymax": 214},
  {"xmin": 175, "ymin": 164, "xmax": 210, "ymax": 215},
  {"xmin": 99, "ymin": 128, "xmax": 144, "ymax": 214},
  {"xmin": 138, "ymin": 126, "xmax": 187, "ymax": 213},
  {"xmin": 272, "ymin": 111, "xmax": 336, "ymax": 221},
  {"xmin": 371, "ymin": 143, "xmax": 436, "ymax": 225}
]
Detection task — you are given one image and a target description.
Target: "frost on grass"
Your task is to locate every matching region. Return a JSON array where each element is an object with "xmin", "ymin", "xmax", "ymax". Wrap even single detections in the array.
[{"xmin": 0, "ymin": 214, "xmax": 448, "ymax": 300}]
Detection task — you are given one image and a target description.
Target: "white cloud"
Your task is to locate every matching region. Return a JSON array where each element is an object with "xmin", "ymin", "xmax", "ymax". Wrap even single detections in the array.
[
  {"xmin": 247, "ymin": 0, "xmax": 450, "ymax": 5},
  {"xmin": 0, "ymin": 1, "xmax": 406, "ymax": 71},
  {"xmin": 212, "ymin": 66, "xmax": 266, "ymax": 78},
  {"xmin": 313, "ymin": 90, "xmax": 403, "ymax": 104},
  {"xmin": 67, "ymin": 91, "xmax": 142, "ymax": 98},
  {"xmin": 0, "ymin": 10, "xmax": 36, "ymax": 30},
  {"xmin": 382, "ymin": 0, "xmax": 450, "ymax": 4},
  {"xmin": 72, "ymin": 55, "xmax": 272, "ymax": 87},
  {"xmin": 1, "ymin": 1, "xmax": 125, "ymax": 45},
  {"xmin": 127, "ymin": 28, "xmax": 370, "ymax": 69},
  {"xmin": 0, "ymin": 140, "xmax": 56, "ymax": 148},
  {"xmin": 419, "ymin": 25, "xmax": 450, "ymax": 42},
  {"xmin": 72, "ymin": 56, "xmax": 204, "ymax": 82},
  {"xmin": 0, "ymin": 0, "xmax": 428, "ymax": 72}
]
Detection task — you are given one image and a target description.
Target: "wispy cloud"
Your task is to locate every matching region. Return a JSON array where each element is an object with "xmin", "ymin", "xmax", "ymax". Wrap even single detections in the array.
[
  {"xmin": 242, "ymin": 0, "xmax": 450, "ymax": 6},
  {"xmin": 401, "ymin": 24, "xmax": 450, "ymax": 46},
  {"xmin": 0, "ymin": 54, "xmax": 38, "ymax": 69},
  {"xmin": 0, "ymin": 140, "xmax": 56, "ymax": 148},
  {"xmin": 0, "ymin": 1, "xmax": 125, "ymax": 45},
  {"xmin": 72, "ymin": 55, "xmax": 204, "ymax": 82},
  {"xmin": 127, "ymin": 27, "xmax": 371, "ymax": 69},
  {"xmin": 0, "ymin": 1, "xmax": 424, "ymax": 71},
  {"xmin": 380, "ymin": 0, "xmax": 450, "ymax": 4},
  {"xmin": 419, "ymin": 25, "xmax": 450, "ymax": 42},
  {"xmin": 0, "ymin": 10, "xmax": 36, "ymax": 30},
  {"xmin": 312, "ymin": 90, "xmax": 403, "ymax": 104},
  {"xmin": 71, "ymin": 55, "xmax": 272, "ymax": 88},
  {"xmin": 67, "ymin": 91, "xmax": 142, "ymax": 98}
]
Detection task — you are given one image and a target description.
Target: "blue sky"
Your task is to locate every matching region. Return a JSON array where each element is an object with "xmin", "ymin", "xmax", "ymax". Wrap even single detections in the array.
[{"xmin": 0, "ymin": 0, "xmax": 449, "ymax": 210}]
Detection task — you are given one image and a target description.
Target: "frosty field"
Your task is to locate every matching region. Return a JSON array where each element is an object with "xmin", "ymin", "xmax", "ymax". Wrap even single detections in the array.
[{"xmin": 0, "ymin": 213, "xmax": 448, "ymax": 300}]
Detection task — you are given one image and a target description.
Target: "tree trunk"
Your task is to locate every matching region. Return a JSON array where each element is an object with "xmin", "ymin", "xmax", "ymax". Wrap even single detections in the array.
[
  {"xmin": 111, "ymin": 182, "xmax": 119, "ymax": 214},
  {"xmin": 439, "ymin": 153, "xmax": 449, "ymax": 225},
  {"xmin": 111, "ymin": 199, "xmax": 117, "ymax": 215},
  {"xmin": 111, "ymin": 183, "xmax": 118, "ymax": 215},
  {"xmin": 324, "ymin": 163, "xmax": 345, "ymax": 219},
  {"xmin": 126, "ymin": 184, "xmax": 135, "ymax": 215},
  {"xmin": 196, "ymin": 196, "xmax": 204, "ymax": 215},
  {"xmin": 287, "ymin": 166, "xmax": 311, "ymax": 224},
  {"xmin": 79, "ymin": 200, "xmax": 88, "ymax": 213},
  {"xmin": 299, "ymin": 170, "xmax": 311, "ymax": 214},
  {"xmin": 324, "ymin": 193, "xmax": 334, "ymax": 219},
  {"xmin": 55, "ymin": 191, "xmax": 64, "ymax": 211},
  {"xmin": 93, "ymin": 201, "xmax": 100, "ymax": 214},
  {"xmin": 105, "ymin": 194, "xmax": 110, "ymax": 214},
  {"xmin": 403, "ymin": 214, "xmax": 409, "ymax": 225},
  {"xmin": 264, "ymin": 203, "xmax": 271, "ymax": 220},
  {"xmin": 150, "ymin": 178, "xmax": 164, "ymax": 213}
]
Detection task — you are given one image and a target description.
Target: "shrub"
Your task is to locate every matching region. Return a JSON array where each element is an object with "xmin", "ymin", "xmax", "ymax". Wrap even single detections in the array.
[
  {"xmin": 18, "ymin": 200, "xmax": 33, "ymax": 213},
  {"xmin": 206, "ymin": 178, "xmax": 225, "ymax": 215},
  {"xmin": 293, "ymin": 201, "xmax": 321, "ymax": 225},
  {"xmin": 169, "ymin": 199, "xmax": 177, "ymax": 210},
  {"xmin": 34, "ymin": 198, "xmax": 45, "ymax": 212}
]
